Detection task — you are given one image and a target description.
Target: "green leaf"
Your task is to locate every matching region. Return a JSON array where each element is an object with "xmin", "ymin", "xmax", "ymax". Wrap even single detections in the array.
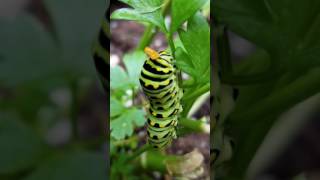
[
  {"xmin": 110, "ymin": 108, "xmax": 145, "ymax": 140},
  {"xmin": 175, "ymin": 47, "xmax": 196, "ymax": 77},
  {"xmin": 24, "ymin": 151, "xmax": 107, "ymax": 180},
  {"xmin": 171, "ymin": 0, "xmax": 207, "ymax": 33},
  {"xmin": 0, "ymin": 16, "xmax": 58, "ymax": 87},
  {"xmin": 0, "ymin": 0, "xmax": 105, "ymax": 88},
  {"xmin": 0, "ymin": 114, "xmax": 47, "ymax": 174},
  {"xmin": 111, "ymin": 0, "xmax": 166, "ymax": 32},
  {"xmin": 213, "ymin": 1, "xmax": 320, "ymax": 178},
  {"xmin": 44, "ymin": 0, "xmax": 105, "ymax": 77},
  {"xmin": 123, "ymin": 51, "xmax": 146, "ymax": 87},
  {"xmin": 178, "ymin": 13, "xmax": 210, "ymax": 84},
  {"xmin": 110, "ymin": 97, "xmax": 125, "ymax": 118},
  {"xmin": 110, "ymin": 66, "xmax": 130, "ymax": 90},
  {"xmin": 213, "ymin": 0, "xmax": 320, "ymax": 68}
]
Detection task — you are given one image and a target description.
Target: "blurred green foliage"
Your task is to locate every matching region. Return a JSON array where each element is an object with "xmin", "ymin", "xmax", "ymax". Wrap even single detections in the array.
[
  {"xmin": 0, "ymin": 0, "xmax": 108, "ymax": 179},
  {"xmin": 214, "ymin": 0, "xmax": 320, "ymax": 179}
]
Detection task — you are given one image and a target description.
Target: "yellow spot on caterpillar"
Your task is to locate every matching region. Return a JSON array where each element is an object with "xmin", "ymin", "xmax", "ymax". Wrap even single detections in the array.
[
  {"xmin": 153, "ymin": 84, "xmax": 159, "ymax": 89},
  {"xmin": 152, "ymin": 112, "xmax": 157, "ymax": 116},
  {"xmin": 160, "ymin": 124, "xmax": 165, "ymax": 128},
  {"xmin": 151, "ymin": 121, "xmax": 155, "ymax": 126},
  {"xmin": 164, "ymin": 80, "xmax": 170, "ymax": 85},
  {"xmin": 163, "ymin": 69, "xmax": 169, "ymax": 73},
  {"xmin": 144, "ymin": 47, "xmax": 160, "ymax": 60}
]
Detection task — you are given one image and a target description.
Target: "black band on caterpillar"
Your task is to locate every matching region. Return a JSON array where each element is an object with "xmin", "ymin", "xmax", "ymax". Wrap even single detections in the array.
[
  {"xmin": 92, "ymin": 9, "xmax": 110, "ymax": 92},
  {"xmin": 139, "ymin": 47, "xmax": 183, "ymax": 148}
]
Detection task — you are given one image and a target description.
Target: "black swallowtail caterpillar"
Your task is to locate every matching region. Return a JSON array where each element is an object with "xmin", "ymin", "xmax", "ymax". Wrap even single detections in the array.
[
  {"xmin": 139, "ymin": 47, "xmax": 183, "ymax": 148},
  {"xmin": 211, "ymin": 60, "xmax": 239, "ymax": 166},
  {"xmin": 92, "ymin": 9, "xmax": 110, "ymax": 92}
]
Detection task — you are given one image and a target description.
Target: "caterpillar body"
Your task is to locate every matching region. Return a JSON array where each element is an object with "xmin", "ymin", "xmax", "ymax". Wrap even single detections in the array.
[
  {"xmin": 139, "ymin": 47, "xmax": 183, "ymax": 148},
  {"xmin": 92, "ymin": 9, "xmax": 110, "ymax": 92},
  {"xmin": 211, "ymin": 62, "xmax": 239, "ymax": 166}
]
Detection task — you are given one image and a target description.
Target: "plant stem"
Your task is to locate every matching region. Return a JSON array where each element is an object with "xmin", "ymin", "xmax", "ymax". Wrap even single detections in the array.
[
  {"xmin": 136, "ymin": 0, "xmax": 171, "ymax": 50},
  {"xmin": 126, "ymin": 144, "xmax": 153, "ymax": 162},
  {"xmin": 183, "ymin": 83, "xmax": 210, "ymax": 101},
  {"xmin": 179, "ymin": 118, "xmax": 209, "ymax": 134},
  {"xmin": 137, "ymin": 24, "xmax": 155, "ymax": 50},
  {"xmin": 167, "ymin": 33, "xmax": 176, "ymax": 56}
]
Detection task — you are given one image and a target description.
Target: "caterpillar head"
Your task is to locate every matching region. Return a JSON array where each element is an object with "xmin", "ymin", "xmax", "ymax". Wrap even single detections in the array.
[
  {"xmin": 144, "ymin": 47, "xmax": 173, "ymax": 66},
  {"xmin": 144, "ymin": 47, "xmax": 160, "ymax": 60}
]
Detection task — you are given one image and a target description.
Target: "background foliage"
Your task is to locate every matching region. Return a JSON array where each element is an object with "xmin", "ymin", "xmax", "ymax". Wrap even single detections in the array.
[
  {"xmin": 214, "ymin": 0, "xmax": 320, "ymax": 179},
  {"xmin": 0, "ymin": 0, "xmax": 108, "ymax": 179}
]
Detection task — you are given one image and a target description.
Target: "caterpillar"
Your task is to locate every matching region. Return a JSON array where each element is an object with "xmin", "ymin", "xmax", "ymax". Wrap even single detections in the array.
[
  {"xmin": 139, "ymin": 47, "xmax": 183, "ymax": 148},
  {"xmin": 211, "ymin": 24, "xmax": 239, "ymax": 166},
  {"xmin": 92, "ymin": 9, "xmax": 110, "ymax": 92}
]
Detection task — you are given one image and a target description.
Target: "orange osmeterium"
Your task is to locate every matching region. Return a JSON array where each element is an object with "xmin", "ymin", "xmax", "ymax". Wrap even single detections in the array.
[{"xmin": 144, "ymin": 47, "xmax": 160, "ymax": 60}]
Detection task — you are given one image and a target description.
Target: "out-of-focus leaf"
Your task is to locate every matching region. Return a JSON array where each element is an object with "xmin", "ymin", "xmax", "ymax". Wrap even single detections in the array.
[
  {"xmin": 24, "ymin": 151, "xmax": 107, "ymax": 180},
  {"xmin": 0, "ymin": 15, "xmax": 58, "ymax": 87},
  {"xmin": 110, "ymin": 108, "xmax": 145, "ymax": 140},
  {"xmin": 110, "ymin": 97, "xmax": 125, "ymax": 118},
  {"xmin": 44, "ymin": 0, "xmax": 105, "ymax": 78},
  {"xmin": 213, "ymin": 0, "xmax": 320, "ymax": 69},
  {"xmin": 0, "ymin": 0, "xmax": 105, "ymax": 88},
  {"xmin": 111, "ymin": 0, "xmax": 166, "ymax": 32},
  {"xmin": 0, "ymin": 114, "xmax": 47, "ymax": 174},
  {"xmin": 171, "ymin": 0, "xmax": 207, "ymax": 33},
  {"xmin": 110, "ymin": 66, "xmax": 130, "ymax": 90},
  {"xmin": 213, "ymin": 0, "xmax": 320, "ymax": 178}
]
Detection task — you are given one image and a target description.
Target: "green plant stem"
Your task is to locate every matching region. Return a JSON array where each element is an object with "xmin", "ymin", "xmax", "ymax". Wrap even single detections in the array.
[
  {"xmin": 179, "ymin": 118, "xmax": 209, "ymax": 134},
  {"xmin": 136, "ymin": 0, "xmax": 171, "ymax": 50},
  {"xmin": 137, "ymin": 24, "xmax": 155, "ymax": 50},
  {"xmin": 126, "ymin": 144, "xmax": 153, "ymax": 162},
  {"xmin": 113, "ymin": 136, "xmax": 138, "ymax": 146},
  {"xmin": 70, "ymin": 80, "xmax": 79, "ymax": 140},
  {"xmin": 138, "ymin": 150, "xmax": 177, "ymax": 173},
  {"xmin": 183, "ymin": 83, "xmax": 210, "ymax": 102},
  {"xmin": 167, "ymin": 33, "xmax": 176, "ymax": 56}
]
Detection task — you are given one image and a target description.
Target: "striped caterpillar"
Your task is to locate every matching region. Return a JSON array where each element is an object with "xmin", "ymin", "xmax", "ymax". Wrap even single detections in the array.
[
  {"xmin": 139, "ymin": 47, "xmax": 183, "ymax": 148},
  {"xmin": 92, "ymin": 9, "xmax": 109, "ymax": 92}
]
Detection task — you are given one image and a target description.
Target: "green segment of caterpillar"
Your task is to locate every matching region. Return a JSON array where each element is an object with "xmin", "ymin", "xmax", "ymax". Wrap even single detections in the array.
[{"xmin": 139, "ymin": 47, "xmax": 183, "ymax": 149}]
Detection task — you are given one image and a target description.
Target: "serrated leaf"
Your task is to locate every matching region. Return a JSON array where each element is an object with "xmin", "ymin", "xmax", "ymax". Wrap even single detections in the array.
[
  {"xmin": 110, "ymin": 108, "xmax": 145, "ymax": 140},
  {"xmin": 178, "ymin": 13, "xmax": 210, "ymax": 84},
  {"xmin": 171, "ymin": 0, "xmax": 207, "ymax": 33},
  {"xmin": 213, "ymin": 0, "xmax": 320, "ymax": 68},
  {"xmin": 110, "ymin": 66, "xmax": 130, "ymax": 90},
  {"xmin": 111, "ymin": 0, "xmax": 166, "ymax": 32},
  {"xmin": 110, "ymin": 97, "xmax": 125, "ymax": 118}
]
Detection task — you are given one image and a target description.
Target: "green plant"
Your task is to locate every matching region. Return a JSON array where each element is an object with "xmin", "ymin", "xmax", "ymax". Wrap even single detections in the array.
[
  {"xmin": 0, "ymin": 0, "xmax": 108, "ymax": 179},
  {"xmin": 110, "ymin": 0, "xmax": 210, "ymax": 178},
  {"xmin": 213, "ymin": 0, "xmax": 320, "ymax": 179}
]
